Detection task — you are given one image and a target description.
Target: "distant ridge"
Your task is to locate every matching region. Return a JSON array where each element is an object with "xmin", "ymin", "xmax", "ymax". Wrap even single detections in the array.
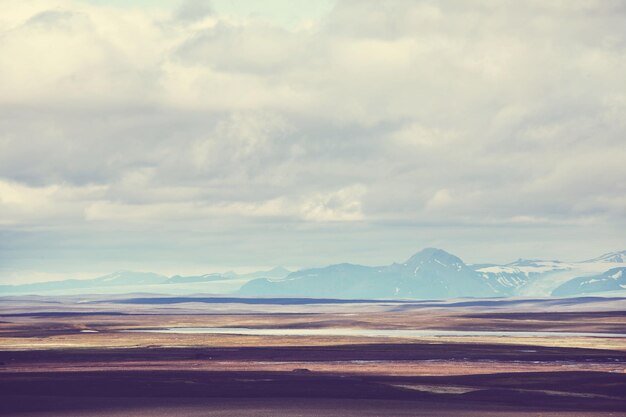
[
  {"xmin": 240, "ymin": 248, "xmax": 500, "ymax": 299},
  {"xmin": 584, "ymin": 251, "xmax": 626, "ymax": 264},
  {"xmin": 0, "ymin": 268, "xmax": 290, "ymax": 296},
  {"xmin": 2, "ymin": 249, "xmax": 626, "ymax": 299},
  {"xmin": 552, "ymin": 267, "xmax": 626, "ymax": 297},
  {"xmin": 240, "ymin": 248, "xmax": 626, "ymax": 299}
]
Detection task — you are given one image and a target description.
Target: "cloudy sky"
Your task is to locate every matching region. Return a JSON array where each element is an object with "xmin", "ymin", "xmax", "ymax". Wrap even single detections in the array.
[{"xmin": 1, "ymin": 0, "xmax": 625, "ymax": 283}]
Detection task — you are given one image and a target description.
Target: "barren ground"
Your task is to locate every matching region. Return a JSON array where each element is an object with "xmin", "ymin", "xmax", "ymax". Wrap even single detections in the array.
[{"xmin": 1, "ymin": 295, "xmax": 625, "ymax": 416}]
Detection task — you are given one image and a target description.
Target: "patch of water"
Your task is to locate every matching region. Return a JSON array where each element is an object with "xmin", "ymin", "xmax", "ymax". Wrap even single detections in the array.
[{"xmin": 123, "ymin": 327, "xmax": 626, "ymax": 338}]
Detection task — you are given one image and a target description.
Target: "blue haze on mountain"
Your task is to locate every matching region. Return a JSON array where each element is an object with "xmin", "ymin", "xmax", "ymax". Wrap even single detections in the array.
[
  {"xmin": 2, "ymin": 249, "xmax": 626, "ymax": 299},
  {"xmin": 552, "ymin": 267, "xmax": 626, "ymax": 297},
  {"xmin": 240, "ymin": 248, "xmax": 503, "ymax": 299}
]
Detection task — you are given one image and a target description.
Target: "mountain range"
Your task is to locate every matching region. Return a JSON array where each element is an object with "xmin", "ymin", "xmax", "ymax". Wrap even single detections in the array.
[
  {"xmin": 1, "ymin": 249, "xmax": 625, "ymax": 299},
  {"xmin": 0, "ymin": 267, "xmax": 290, "ymax": 296},
  {"xmin": 239, "ymin": 248, "xmax": 499, "ymax": 299},
  {"xmin": 239, "ymin": 249, "xmax": 626, "ymax": 299}
]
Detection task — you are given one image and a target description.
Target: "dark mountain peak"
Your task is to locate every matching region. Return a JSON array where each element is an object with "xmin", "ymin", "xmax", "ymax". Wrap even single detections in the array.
[{"xmin": 404, "ymin": 248, "xmax": 464, "ymax": 267}]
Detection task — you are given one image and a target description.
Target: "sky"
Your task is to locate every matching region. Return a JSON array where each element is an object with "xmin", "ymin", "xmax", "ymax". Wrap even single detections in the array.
[{"xmin": 1, "ymin": 0, "xmax": 625, "ymax": 283}]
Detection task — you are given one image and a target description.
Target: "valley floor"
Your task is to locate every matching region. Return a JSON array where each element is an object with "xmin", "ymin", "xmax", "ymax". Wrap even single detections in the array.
[{"xmin": 1, "ymin": 295, "xmax": 625, "ymax": 416}]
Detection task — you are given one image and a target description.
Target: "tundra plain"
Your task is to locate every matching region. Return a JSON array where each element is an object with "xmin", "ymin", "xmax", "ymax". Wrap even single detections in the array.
[{"xmin": 1, "ymin": 295, "xmax": 625, "ymax": 416}]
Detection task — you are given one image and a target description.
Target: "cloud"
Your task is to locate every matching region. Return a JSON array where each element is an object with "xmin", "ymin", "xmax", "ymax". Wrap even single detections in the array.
[
  {"xmin": 0, "ymin": 0, "xmax": 625, "ymax": 278},
  {"xmin": 174, "ymin": 0, "xmax": 213, "ymax": 23},
  {"xmin": 300, "ymin": 185, "xmax": 366, "ymax": 222}
]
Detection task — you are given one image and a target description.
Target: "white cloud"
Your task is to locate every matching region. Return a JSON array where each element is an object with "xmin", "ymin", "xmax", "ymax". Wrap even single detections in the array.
[
  {"xmin": 1, "ymin": 0, "xmax": 625, "ymax": 278},
  {"xmin": 424, "ymin": 189, "xmax": 453, "ymax": 211},
  {"xmin": 300, "ymin": 185, "xmax": 366, "ymax": 222},
  {"xmin": 0, "ymin": 179, "xmax": 106, "ymax": 226}
]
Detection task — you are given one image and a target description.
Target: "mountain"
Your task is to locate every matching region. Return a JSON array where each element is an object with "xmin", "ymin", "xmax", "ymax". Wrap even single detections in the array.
[
  {"xmin": 240, "ymin": 263, "xmax": 389, "ymax": 298},
  {"xmin": 472, "ymin": 266, "xmax": 532, "ymax": 296},
  {"xmin": 393, "ymin": 248, "xmax": 500, "ymax": 298},
  {"xmin": 239, "ymin": 248, "xmax": 500, "ymax": 299},
  {"xmin": 235, "ymin": 267, "xmax": 291, "ymax": 280},
  {"xmin": 472, "ymin": 253, "xmax": 626, "ymax": 297},
  {"xmin": 165, "ymin": 273, "xmax": 226, "ymax": 284},
  {"xmin": 165, "ymin": 267, "xmax": 291, "ymax": 285},
  {"xmin": 2, "ymin": 250, "xmax": 625, "ymax": 298},
  {"xmin": 240, "ymin": 249, "xmax": 626, "ymax": 299},
  {"xmin": 0, "ymin": 271, "xmax": 169, "ymax": 294},
  {"xmin": 471, "ymin": 259, "xmax": 570, "ymax": 296},
  {"xmin": 552, "ymin": 267, "xmax": 626, "ymax": 296},
  {"xmin": 91, "ymin": 271, "xmax": 169, "ymax": 286},
  {"xmin": 585, "ymin": 250, "xmax": 626, "ymax": 264},
  {"xmin": 0, "ymin": 268, "xmax": 290, "ymax": 296}
]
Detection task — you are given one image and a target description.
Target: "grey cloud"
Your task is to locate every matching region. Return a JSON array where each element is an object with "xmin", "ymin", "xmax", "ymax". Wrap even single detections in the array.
[
  {"xmin": 175, "ymin": 23, "xmax": 315, "ymax": 74},
  {"xmin": 24, "ymin": 9, "xmax": 91, "ymax": 30},
  {"xmin": 174, "ymin": 0, "xmax": 214, "ymax": 22}
]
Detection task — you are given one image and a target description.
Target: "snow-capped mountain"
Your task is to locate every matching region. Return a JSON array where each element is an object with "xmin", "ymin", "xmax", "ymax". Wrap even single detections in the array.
[
  {"xmin": 472, "ymin": 260, "xmax": 570, "ymax": 296},
  {"xmin": 239, "ymin": 249, "xmax": 626, "ymax": 299},
  {"xmin": 552, "ymin": 267, "xmax": 626, "ymax": 296},
  {"xmin": 473, "ymin": 266, "xmax": 532, "ymax": 296},
  {"xmin": 469, "ymin": 251, "xmax": 626, "ymax": 297}
]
